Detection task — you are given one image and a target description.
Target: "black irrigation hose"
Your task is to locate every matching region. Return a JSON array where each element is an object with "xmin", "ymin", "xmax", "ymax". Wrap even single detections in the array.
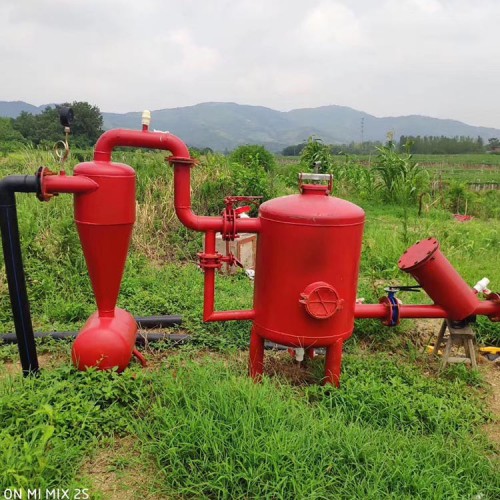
[
  {"xmin": 0, "ymin": 330, "xmax": 189, "ymax": 346},
  {"xmin": 0, "ymin": 176, "xmax": 40, "ymax": 376},
  {"xmin": 0, "ymin": 315, "xmax": 184, "ymax": 345},
  {"xmin": 135, "ymin": 315, "xmax": 182, "ymax": 329}
]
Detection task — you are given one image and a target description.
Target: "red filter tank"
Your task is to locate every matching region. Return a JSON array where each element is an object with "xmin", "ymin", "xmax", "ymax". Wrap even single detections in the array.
[
  {"xmin": 71, "ymin": 160, "xmax": 137, "ymax": 371},
  {"xmin": 250, "ymin": 181, "xmax": 365, "ymax": 385}
]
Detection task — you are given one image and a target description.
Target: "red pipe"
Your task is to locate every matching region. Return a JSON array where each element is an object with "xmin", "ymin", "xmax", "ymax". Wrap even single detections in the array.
[
  {"xmin": 354, "ymin": 301, "xmax": 500, "ymax": 320},
  {"xmin": 43, "ymin": 175, "xmax": 98, "ymax": 194},
  {"xmin": 202, "ymin": 231, "xmax": 255, "ymax": 322},
  {"xmin": 173, "ymin": 164, "xmax": 261, "ymax": 233},
  {"xmin": 93, "ymin": 128, "xmax": 261, "ymax": 234},
  {"xmin": 93, "ymin": 129, "xmax": 191, "ymax": 162}
]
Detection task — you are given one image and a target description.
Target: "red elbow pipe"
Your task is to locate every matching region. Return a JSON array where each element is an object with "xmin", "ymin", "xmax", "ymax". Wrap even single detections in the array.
[
  {"xmin": 172, "ymin": 164, "xmax": 261, "ymax": 233},
  {"xmin": 93, "ymin": 129, "xmax": 191, "ymax": 162},
  {"xmin": 91, "ymin": 128, "xmax": 260, "ymax": 234}
]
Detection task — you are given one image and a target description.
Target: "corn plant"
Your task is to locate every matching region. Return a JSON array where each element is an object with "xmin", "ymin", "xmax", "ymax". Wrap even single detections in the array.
[
  {"xmin": 299, "ymin": 136, "xmax": 333, "ymax": 173},
  {"xmin": 373, "ymin": 142, "xmax": 428, "ymax": 203}
]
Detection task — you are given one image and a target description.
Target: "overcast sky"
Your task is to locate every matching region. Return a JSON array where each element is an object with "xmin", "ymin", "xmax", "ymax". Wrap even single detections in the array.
[{"xmin": 1, "ymin": 0, "xmax": 499, "ymax": 128}]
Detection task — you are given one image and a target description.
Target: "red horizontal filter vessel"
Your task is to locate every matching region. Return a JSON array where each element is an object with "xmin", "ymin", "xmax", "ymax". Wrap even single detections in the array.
[
  {"xmin": 71, "ymin": 160, "xmax": 138, "ymax": 371},
  {"xmin": 251, "ymin": 181, "xmax": 365, "ymax": 386},
  {"xmin": 398, "ymin": 238, "xmax": 479, "ymax": 320}
]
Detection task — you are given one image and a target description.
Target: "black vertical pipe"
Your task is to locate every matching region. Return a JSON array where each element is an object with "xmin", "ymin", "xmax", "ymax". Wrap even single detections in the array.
[{"xmin": 0, "ymin": 176, "xmax": 40, "ymax": 375}]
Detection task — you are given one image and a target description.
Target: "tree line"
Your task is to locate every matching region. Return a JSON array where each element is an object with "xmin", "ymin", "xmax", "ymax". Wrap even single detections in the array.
[
  {"xmin": 282, "ymin": 135, "xmax": 499, "ymax": 156},
  {"xmin": 0, "ymin": 101, "xmax": 103, "ymax": 153}
]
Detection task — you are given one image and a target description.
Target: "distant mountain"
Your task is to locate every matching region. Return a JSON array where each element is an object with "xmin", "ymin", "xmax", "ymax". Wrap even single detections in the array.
[
  {"xmin": 2, "ymin": 100, "xmax": 500, "ymax": 151},
  {"xmin": 0, "ymin": 101, "xmax": 49, "ymax": 118}
]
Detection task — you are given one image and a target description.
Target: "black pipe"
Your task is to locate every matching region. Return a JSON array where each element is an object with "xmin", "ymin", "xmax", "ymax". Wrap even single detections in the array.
[
  {"xmin": 0, "ymin": 176, "xmax": 39, "ymax": 376},
  {"xmin": 0, "ymin": 315, "xmax": 182, "ymax": 344},
  {"xmin": 0, "ymin": 331, "xmax": 190, "ymax": 346},
  {"xmin": 135, "ymin": 315, "xmax": 182, "ymax": 329}
]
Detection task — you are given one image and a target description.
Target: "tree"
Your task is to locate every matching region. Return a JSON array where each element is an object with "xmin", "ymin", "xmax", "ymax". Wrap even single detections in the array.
[
  {"xmin": 0, "ymin": 118, "xmax": 25, "ymax": 153},
  {"xmin": 68, "ymin": 101, "xmax": 104, "ymax": 147},
  {"xmin": 487, "ymin": 138, "xmax": 500, "ymax": 151},
  {"xmin": 12, "ymin": 101, "xmax": 103, "ymax": 148},
  {"xmin": 282, "ymin": 143, "xmax": 306, "ymax": 156}
]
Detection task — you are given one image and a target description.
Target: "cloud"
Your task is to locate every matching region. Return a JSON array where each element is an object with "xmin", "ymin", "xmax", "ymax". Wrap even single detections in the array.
[
  {"xmin": 169, "ymin": 29, "xmax": 221, "ymax": 74},
  {"xmin": 300, "ymin": 1, "xmax": 366, "ymax": 50},
  {"xmin": 0, "ymin": 0, "xmax": 499, "ymax": 127}
]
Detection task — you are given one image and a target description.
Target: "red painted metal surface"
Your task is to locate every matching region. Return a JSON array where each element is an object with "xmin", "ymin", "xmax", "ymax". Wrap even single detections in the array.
[
  {"xmin": 172, "ymin": 163, "xmax": 261, "ymax": 234},
  {"xmin": 42, "ymin": 173, "xmax": 99, "ymax": 195},
  {"xmin": 74, "ymin": 161, "xmax": 136, "ymax": 317},
  {"xmin": 93, "ymin": 128, "xmax": 260, "ymax": 234},
  {"xmin": 70, "ymin": 160, "xmax": 138, "ymax": 371},
  {"xmin": 398, "ymin": 238, "xmax": 479, "ymax": 320},
  {"xmin": 299, "ymin": 281, "xmax": 342, "ymax": 319},
  {"xmin": 94, "ymin": 128, "xmax": 191, "ymax": 162},
  {"xmin": 59, "ymin": 123, "xmax": 500, "ymax": 384},
  {"xmin": 250, "ymin": 182, "xmax": 365, "ymax": 385},
  {"xmin": 200, "ymin": 231, "xmax": 255, "ymax": 322},
  {"xmin": 72, "ymin": 307, "xmax": 138, "ymax": 371}
]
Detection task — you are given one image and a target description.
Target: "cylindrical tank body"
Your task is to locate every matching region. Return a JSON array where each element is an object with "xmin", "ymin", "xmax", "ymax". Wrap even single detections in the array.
[
  {"xmin": 73, "ymin": 161, "xmax": 136, "ymax": 317},
  {"xmin": 253, "ymin": 185, "xmax": 365, "ymax": 347},
  {"xmin": 398, "ymin": 238, "xmax": 479, "ymax": 320}
]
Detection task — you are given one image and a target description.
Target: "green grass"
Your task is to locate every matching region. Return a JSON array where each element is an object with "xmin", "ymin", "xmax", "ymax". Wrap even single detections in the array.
[
  {"xmin": 0, "ymin": 147, "xmax": 499, "ymax": 497},
  {"xmin": 0, "ymin": 352, "xmax": 498, "ymax": 498}
]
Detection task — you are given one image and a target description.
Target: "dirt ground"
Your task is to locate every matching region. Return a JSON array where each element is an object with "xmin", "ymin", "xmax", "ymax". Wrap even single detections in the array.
[
  {"xmin": 80, "ymin": 437, "xmax": 166, "ymax": 500},
  {"xmin": 482, "ymin": 363, "xmax": 500, "ymax": 447}
]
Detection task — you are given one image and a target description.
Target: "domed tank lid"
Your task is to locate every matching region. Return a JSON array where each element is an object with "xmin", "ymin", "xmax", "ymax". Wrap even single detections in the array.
[
  {"xmin": 74, "ymin": 161, "xmax": 135, "ymax": 177},
  {"xmin": 259, "ymin": 179, "xmax": 365, "ymax": 226}
]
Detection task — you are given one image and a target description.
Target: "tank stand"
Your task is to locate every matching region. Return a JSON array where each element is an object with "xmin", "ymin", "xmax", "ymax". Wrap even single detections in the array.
[
  {"xmin": 433, "ymin": 319, "xmax": 477, "ymax": 369},
  {"xmin": 249, "ymin": 329, "xmax": 265, "ymax": 381},
  {"xmin": 249, "ymin": 329, "xmax": 344, "ymax": 387},
  {"xmin": 324, "ymin": 340, "xmax": 343, "ymax": 387}
]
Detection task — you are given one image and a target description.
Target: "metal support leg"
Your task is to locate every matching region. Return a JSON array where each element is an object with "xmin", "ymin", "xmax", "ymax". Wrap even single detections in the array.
[
  {"xmin": 249, "ymin": 328, "xmax": 264, "ymax": 381},
  {"xmin": 433, "ymin": 320, "xmax": 447, "ymax": 356},
  {"xmin": 324, "ymin": 340, "xmax": 343, "ymax": 387}
]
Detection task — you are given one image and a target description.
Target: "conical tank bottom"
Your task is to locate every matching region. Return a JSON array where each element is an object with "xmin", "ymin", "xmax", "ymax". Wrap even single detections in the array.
[{"xmin": 77, "ymin": 222, "xmax": 133, "ymax": 316}]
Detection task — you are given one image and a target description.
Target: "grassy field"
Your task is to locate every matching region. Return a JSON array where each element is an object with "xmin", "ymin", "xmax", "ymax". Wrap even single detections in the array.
[
  {"xmin": 328, "ymin": 153, "xmax": 500, "ymax": 184},
  {"xmin": 0, "ymin": 147, "xmax": 499, "ymax": 497}
]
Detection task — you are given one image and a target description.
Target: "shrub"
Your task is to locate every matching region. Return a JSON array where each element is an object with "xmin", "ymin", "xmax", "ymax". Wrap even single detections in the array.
[{"xmin": 229, "ymin": 145, "xmax": 276, "ymax": 172}]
